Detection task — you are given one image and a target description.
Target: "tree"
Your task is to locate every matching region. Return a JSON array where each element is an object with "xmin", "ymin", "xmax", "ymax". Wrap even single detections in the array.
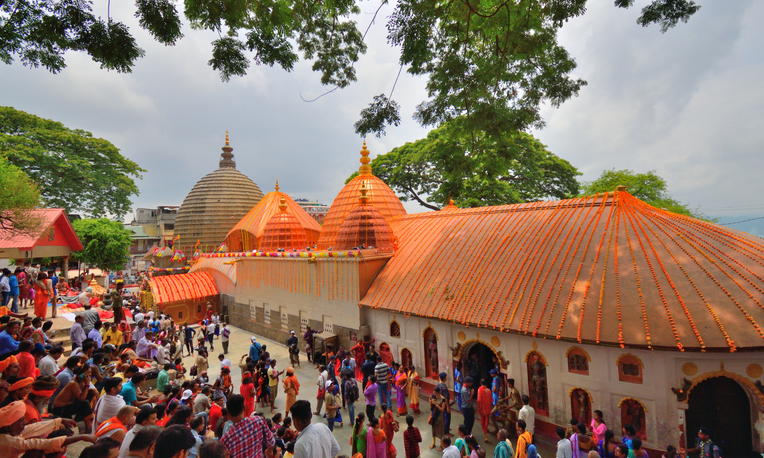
[
  {"xmin": 1, "ymin": 0, "xmax": 699, "ymax": 136},
  {"xmin": 0, "ymin": 153, "xmax": 43, "ymax": 235},
  {"xmin": 348, "ymin": 118, "xmax": 580, "ymax": 210},
  {"xmin": 70, "ymin": 218, "xmax": 132, "ymax": 272},
  {"xmin": 0, "ymin": 107, "xmax": 145, "ymax": 218},
  {"xmin": 580, "ymin": 169, "xmax": 707, "ymax": 219}
]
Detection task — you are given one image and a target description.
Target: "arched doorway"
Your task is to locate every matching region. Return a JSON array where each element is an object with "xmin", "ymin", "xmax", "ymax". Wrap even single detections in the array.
[
  {"xmin": 461, "ymin": 342, "xmax": 500, "ymax": 386},
  {"xmin": 687, "ymin": 376, "xmax": 752, "ymax": 456},
  {"xmin": 401, "ymin": 348, "xmax": 412, "ymax": 369}
]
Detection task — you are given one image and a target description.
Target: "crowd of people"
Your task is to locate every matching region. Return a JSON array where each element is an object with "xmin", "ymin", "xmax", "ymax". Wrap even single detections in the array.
[{"xmin": 0, "ymin": 267, "xmax": 722, "ymax": 458}]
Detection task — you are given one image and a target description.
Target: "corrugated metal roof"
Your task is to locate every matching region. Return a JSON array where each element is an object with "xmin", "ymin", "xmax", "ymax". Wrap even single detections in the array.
[
  {"xmin": 149, "ymin": 271, "xmax": 218, "ymax": 305},
  {"xmin": 360, "ymin": 191, "xmax": 764, "ymax": 352}
]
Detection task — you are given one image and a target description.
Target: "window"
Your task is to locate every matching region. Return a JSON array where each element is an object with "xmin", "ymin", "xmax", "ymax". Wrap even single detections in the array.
[
  {"xmin": 164, "ymin": 223, "xmax": 174, "ymax": 231},
  {"xmin": 570, "ymin": 388, "xmax": 592, "ymax": 425},
  {"xmin": 619, "ymin": 398, "xmax": 647, "ymax": 440},
  {"xmin": 526, "ymin": 350, "xmax": 549, "ymax": 416},
  {"xmin": 566, "ymin": 347, "xmax": 590, "ymax": 375},
  {"xmin": 617, "ymin": 354, "xmax": 644, "ymax": 384},
  {"xmin": 423, "ymin": 327, "xmax": 439, "ymax": 379},
  {"xmin": 390, "ymin": 320, "xmax": 401, "ymax": 338},
  {"xmin": 197, "ymin": 304, "xmax": 201, "ymax": 313},
  {"xmin": 178, "ymin": 311, "xmax": 182, "ymax": 319}
]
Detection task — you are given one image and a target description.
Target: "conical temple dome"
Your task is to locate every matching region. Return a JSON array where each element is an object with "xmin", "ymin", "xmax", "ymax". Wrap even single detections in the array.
[
  {"xmin": 174, "ymin": 133, "xmax": 264, "ymax": 253},
  {"xmin": 317, "ymin": 142, "xmax": 406, "ymax": 250},
  {"xmin": 225, "ymin": 181, "xmax": 321, "ymax": 251},
  {"xmin": 260, "ymin": 195, "xmax": 310, "ymax": 251},
  {"xmin": 336, "ymin": 183, "xmax": 395, "ymax": 252}
]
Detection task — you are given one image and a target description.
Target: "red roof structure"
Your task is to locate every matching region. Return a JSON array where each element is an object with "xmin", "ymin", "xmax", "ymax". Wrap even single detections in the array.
[
  {"xmin": 149, "ymin": 271, "xmax": 218, "ymax": 305},
  {"xmin": 360, "ymin": 190, "xmax": 764, "ymax": 352},
  {"xmin": 0, "ymin": 208, "xmax": 82, "ymax": 259},
  {"xmin": 336, "ymin": 183, "xmax": 396, "ymax": 252},
  {"xmin": 317, "ymin": 142, "xmax": 406, "ymax": 250}
]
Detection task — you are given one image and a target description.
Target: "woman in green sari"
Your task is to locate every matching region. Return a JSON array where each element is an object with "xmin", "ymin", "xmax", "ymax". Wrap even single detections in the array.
[{"xmin": 352, "ymin": 412, "xmax": 368, "ymax": 457}]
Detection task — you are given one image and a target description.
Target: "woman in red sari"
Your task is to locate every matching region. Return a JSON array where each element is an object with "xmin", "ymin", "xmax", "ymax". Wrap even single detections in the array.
[
  {"xmin": 33, "ymin": 273, "xmax": 52, "ymax": 319},
  {"xmin": 240, "ymin": 372, "xmax": 256, "ymax": 416},
  {"xmin": 380, "ymin": 404, "xmax": 398, "ymax": 458},
  {"xmin": 351, "ymin": 341, "xmax": 365, "ymax": 379}
]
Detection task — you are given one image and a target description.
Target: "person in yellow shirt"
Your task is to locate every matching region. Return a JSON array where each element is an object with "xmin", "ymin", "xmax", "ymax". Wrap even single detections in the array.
[
  {"xmin": 103, "ymin": 323, "xmax": 123, "ymax": 347},
  {"xmin": 515, "ymin": 419, "xmax": 533, "ymax": 458}
]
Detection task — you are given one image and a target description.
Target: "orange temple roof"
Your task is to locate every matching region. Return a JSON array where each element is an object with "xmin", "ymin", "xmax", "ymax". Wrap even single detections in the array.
[
  {"xmin": 259, "ymin": 197, "xmax": 310, "ymax": 252},
  {"xmin": 317, "ymin": 142, "xmax": 406, "ymax": 250},
  {"xmin": 336, "ymin": 183, "xmax": 396, "ymax": 251},
  {"xmin": 225, "ymin": 182, "xmax": 322, "ymax": 252},
  {"xmin": 360, "ymin": 190, "xmax": 764, "ymax": 352},
  {"xmin": 150, "ymin": 271, "xmax": 218, "ymax": 305}
]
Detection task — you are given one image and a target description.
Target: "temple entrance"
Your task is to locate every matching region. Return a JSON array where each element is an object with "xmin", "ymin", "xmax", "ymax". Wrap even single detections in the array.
[
  {"xmin": 460, "ymin": 342, "xmax": 501, "ymax": 389},
  {"xmin": 687, "ymin": 376, "xmax": 753, "ymax": 457}
]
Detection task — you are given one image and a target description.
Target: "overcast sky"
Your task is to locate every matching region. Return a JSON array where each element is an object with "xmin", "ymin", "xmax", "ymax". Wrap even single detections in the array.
[{"xmin": 1, "ymin": 1, "xmax": 762, "ymax": 235}]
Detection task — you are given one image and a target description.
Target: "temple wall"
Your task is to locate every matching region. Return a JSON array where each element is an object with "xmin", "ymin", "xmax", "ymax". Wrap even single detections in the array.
[{"xmin": 364, "ymin": 308, "xmax": 764, "ymax": 453}]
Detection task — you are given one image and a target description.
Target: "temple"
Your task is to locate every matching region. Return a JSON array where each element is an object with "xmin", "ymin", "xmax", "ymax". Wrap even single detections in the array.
[{"xmin": 149, "ymin": 138, "xmax": 764, "ymax": 455}]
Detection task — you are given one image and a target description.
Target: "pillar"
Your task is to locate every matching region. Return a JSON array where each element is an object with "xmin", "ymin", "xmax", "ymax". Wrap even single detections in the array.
[{"xmin": 62, "ymin": 256, "xmax": 69, "ymax": 280}]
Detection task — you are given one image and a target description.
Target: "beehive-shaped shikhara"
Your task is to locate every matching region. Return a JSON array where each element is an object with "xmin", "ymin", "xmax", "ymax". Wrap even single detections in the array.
[
  {"xmin": 336, "ymin": 183, "xmax": 396, "ymax": 252},
  {"xmin": 174, "ymin": 133, "xmax": 264, "ymax": 254},
  {"xmin": 316, "ymin": 142, "xmax": 406, "ymax": 250},
  {"xmin": 259, "ymin": 196, "xmax": 310, "ymax": 251},
  {"xmin": 225, "ymin": 181, "xmax": 322, "ymax": 251}
]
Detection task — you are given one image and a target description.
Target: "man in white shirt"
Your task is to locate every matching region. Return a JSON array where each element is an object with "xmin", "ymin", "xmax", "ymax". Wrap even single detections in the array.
[
  {"xmin": 155, "ymin": 340, "xmax": 171, "ymax": 365},
  {"xmin": 38, "ymin": 346, "xmax": 64, "ymax": 377},
  {"xmin": 93, "ymin": 378, "xmax": 127, "ymax": 433},
  {"xmin": 136, "ymin": 331, "xmax": 159, "ymax": 359},
  {"xmin": 133, "ymin": 309, "xmax": 144, "ymax": 324},
  {"xmin": 518, "ymin": 395, "xmax": 536, "ymax": 435},
  {"xmin": 556, "ymin": 426, "xmax": 573, "ymax": 458},
  {"xmin": 290, "ymin": 400, "xmax": 340, "ymax": 458},
  {"xmin": 218, "ymin": 353, "xmax": 231, "ymax": 370},
  {"xmin": 441, "ymin": 436, "xmax": 461, "ymax": 458}
]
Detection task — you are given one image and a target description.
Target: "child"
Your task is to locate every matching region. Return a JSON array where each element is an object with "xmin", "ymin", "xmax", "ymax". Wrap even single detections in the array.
[
  {"xmin": 275, "ymin": 426, "xmax": 286, "ymax": 451},
  {"xmin": 403, "ymin": 414, "xmax": 422, "ymax": 458}
]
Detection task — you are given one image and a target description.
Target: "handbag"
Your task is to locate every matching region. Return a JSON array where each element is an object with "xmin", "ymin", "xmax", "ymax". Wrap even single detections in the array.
[
  {"xmin": 189, "ymin": 365, "xmax": 198, "ymax": 377},
  {"xmin": 427, "ymin": 413, "xmax": 433, "ymax": 425}
]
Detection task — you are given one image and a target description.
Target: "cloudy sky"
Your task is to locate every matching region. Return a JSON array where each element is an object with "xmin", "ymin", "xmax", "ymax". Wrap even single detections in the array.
[{"xmin": 1, "ymin": 1, "xmax": 762, "ymax": 235}]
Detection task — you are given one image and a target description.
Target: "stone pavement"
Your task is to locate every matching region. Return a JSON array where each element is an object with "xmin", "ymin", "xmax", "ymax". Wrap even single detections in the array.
[{"xmin": 192, "ymin": 324, "xmax": 558, "ymax": 458}]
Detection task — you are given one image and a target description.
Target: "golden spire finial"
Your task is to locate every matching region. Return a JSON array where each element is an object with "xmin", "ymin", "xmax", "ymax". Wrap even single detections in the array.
[
  {"xmin": 359, "ymin": 141, "xmax": 372, "ymax": 175},
  {"xmin": 275, "ymin": 179, "xmax": 280, "ymax": 192},
  {"xmin": 279, "ymin": 196, "xmax": 287, "ymax": 212},
  {"xmin": 225, "ymin": 131, "xmax": 229, "ymax": 146},
  {"xmin": 449, "ymin": 197, "xmax": 455, "ymax": 206},
  {"xmin": 359, "ymin": 181, "xmax": 370, "ymax": 204}
]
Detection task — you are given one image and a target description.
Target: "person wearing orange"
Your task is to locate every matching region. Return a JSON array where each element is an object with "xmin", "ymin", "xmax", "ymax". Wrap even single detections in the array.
[
  {"xmin": 33, "ymin": 272, "xmax": 53, "ymax": 319},
  {"xmin": 240, "ymin": 372, "xmax": 256, "ymax": 417},
  {"xmin": 94, "ymin": 405, "xmax": 136, "ymax": 444},
  {"xmin": 394, "ymin": 365, "xmax": 408, "ymax": 416},
  {"xmin": 283, "ymin": 366, "xmax": 300, "ymax": 413},
  {"xmin": 477, "ymin": 379, "xmax": 494, "ymax": 442},
  {"xmin": 407, "ymin": 366, "xmax": 420, "ymax": 414},
  {"xmin": 515, "ymin": 419, "xmax": 533, "ymax": 458},
  {"xmin": 23, "ymin": 376, "xmax": 58, "ymax": 424},
  {"xmin": 380, "ymin": 403, "xmax": 398, "ymax": 458}
]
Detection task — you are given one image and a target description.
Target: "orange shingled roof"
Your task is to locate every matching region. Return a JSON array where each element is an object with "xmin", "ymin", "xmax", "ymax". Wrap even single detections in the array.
[
  {"xmin": 336, "ymin": 186, "xmax": 396, "ymax": 252},
  {"xmin": 150, "ymin": 271, "xmax": 218, "ymax": 305},
  {"xmin": 360, "ymin": 191, "xmax": 764, "ymax": 352},
  {"xmin": 317, "ymin": 142, "xmax": 406, "ymax": 250},
  {"xmin": 260, "ymin": 197, "xmax": 310, "ymax": 252},
  {"xmin": 225, "ymin": 184, "xmax": 321, "ymax": 251}
]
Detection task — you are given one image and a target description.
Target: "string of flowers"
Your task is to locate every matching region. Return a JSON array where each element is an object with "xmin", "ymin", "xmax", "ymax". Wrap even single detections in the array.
[
  {"xmin": 635, "ymin": 197, "xmax": 736, "ymax": 351},
  {"xmin": 525, "ymin": 195, "xmax": 592, "ymax": 335},
  {"xmin": 596, "ymin": 197, "xmax": 618, "ymax": 344},
  {"xmin": 623, "ymin": 196, "xmax": 683, "ymax": 350},
  {"xmin": 614, "ymin": 193, "xmax": 624, "ymax": 348},
  {"xmin": 621, "ymin": 197, "xmax": 652, "ymax": 349},
  {"xmin": 571, "ymin": 193, "xmax": 613, "ymax": 342}
]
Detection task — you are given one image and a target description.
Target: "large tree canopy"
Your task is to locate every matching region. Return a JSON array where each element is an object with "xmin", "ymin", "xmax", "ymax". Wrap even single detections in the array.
[
  {"xmin": 0, "ymin": 107, "xmax": 145, "ymax": 218},
  {"xmin": 0, "ymin": 153, "xmax": 43, "ymax": 235},
  {"xmin": 580, "ymin": 168, "xmax": 706, "ymax": 219},
  {"xmin": 348, "ymin": 118, "xmax": 580, "ymax": 210},
  {"xmin": 0, "ymin": 0, "xmax": 699, "ymax": 135},
  {"xmin": 71, "ymin": 218, "xmax": 132, "ymax": 272}
]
